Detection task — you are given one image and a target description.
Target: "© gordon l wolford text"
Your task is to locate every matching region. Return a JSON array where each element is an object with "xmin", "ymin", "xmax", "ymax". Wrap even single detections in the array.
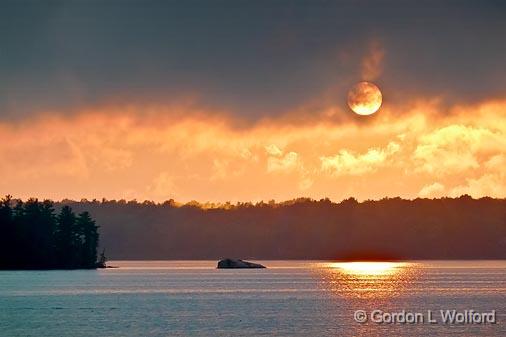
[{"xmin": 353, "ymin": 309, "xmax": 497, "ymax": 324}]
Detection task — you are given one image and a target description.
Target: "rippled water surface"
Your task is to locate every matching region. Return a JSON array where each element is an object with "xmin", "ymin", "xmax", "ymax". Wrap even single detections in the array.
[{"xmin": 1, "ymin": 260, "xmax": 505, "ymax": 336}]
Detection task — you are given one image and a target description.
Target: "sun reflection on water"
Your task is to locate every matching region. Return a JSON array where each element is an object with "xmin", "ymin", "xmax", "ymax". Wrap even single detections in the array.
[
  {"xmin": 317, "ymin": 261, "xmax": 418, "ymax": 299},
  {"xmin": 328, "ymin": 262, "xmax": 406, "ymax": 276}
]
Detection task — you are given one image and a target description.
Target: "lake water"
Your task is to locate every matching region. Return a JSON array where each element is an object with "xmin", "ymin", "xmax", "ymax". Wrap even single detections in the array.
[{"xmin": 0, "ymin": 260, "xmax": 505, "ymax": 336}]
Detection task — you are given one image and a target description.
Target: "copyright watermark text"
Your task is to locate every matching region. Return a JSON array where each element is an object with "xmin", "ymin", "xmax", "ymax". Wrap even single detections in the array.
[{"xmin": 353, "ymin": 309, "xmax": 497, "ymax": 324}]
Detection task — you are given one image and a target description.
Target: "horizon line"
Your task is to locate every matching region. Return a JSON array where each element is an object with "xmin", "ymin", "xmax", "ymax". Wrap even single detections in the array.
[{"xmin": 3, "ymin": 194, "xmax": 503, "ymax": 210}]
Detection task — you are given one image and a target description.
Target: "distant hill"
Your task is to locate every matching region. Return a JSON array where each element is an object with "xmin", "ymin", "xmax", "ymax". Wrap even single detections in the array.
[{"xmin": 57, "ymin": 196, "xmax": 506, "ymax": 260}]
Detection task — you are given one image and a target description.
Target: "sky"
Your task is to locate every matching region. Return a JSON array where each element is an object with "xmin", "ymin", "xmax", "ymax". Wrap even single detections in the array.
[{"xmin": 1, "ymin": 0, "xmax": 506, "ymax": 202}]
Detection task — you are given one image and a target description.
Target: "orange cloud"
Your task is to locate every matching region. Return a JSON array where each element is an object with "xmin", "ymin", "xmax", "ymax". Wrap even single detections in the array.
[
  {"xmin": 0, "ymin": 98, "xmax": 505, "ymax": 202},
  {"xmin": 418, "ymin": 182, "xmax": 445, "ymax": 198},
  {"xmin": 320, "ymin": 141, "xmax": 399, "ymax": 176}
]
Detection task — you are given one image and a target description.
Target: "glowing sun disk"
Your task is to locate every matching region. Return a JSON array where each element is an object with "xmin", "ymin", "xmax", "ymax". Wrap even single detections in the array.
[{"xmin": 347, "ymin": 81, "xmax": 383, "ymax": 115}]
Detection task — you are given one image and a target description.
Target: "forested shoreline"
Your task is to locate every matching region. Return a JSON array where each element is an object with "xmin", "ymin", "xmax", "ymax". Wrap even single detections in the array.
[
  {"xmin": 0, "ymin": 196, "xmax": 102, "ymax": 270},
  {"xmin": 1, "ymin": 195, "xmax": 505, "ymax": 262},
  {"xmin": 63, "ymin": 195, "xmax": 506, "ymax": 260}
]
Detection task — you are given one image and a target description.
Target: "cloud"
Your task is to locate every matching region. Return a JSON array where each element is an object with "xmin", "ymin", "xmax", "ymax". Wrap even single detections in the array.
[
  {"xmin": 2, "ymin": 1, "xmax": 506, "ymax": 123},
  {"xmin": 298, "ymin": 176, "xmax": 314, "ymax": 191},
  {"xmin": 450, "ymin": 174, "xmax": 506, "ymax": 199},
  {"xmin": 361, "ymin": 40, "xmax": 385, "ymax": 81},
  {"xmin": 448, "ymin": 154, "xmax": 506, "ymax": 198},
  {"xmin": 148, "ymin": 172, "xmax": 177, "ymax": 200},
  {"xmin": 320, "ymin": 142, "xmax": 399, "ymax": 176},
  {"xmin": 412, "ymin": 125, "xmax": 504, "ymax": 175},
  {"xmin": 484, "ymin": 154, "xmax": 506, "ymax": 171},
  {"xmin": 265, "ymin": 144, "xmax": 283, "ymax": 157},
  {"xmin": 267, "ymin": 151, "xmax": 301, "ymax": 173},
  {"xmin": 418, "ymin": 182, "xmax": 445, "ymax": 198},
  {"xmin": 0, "ymin": 97, "xmax": 506, "ymax": 202}
]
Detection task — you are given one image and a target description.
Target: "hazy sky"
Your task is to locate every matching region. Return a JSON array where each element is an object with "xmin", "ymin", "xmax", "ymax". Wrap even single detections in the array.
[{"xmin": 1, "ymin": 0, "xmax": 506, "ymax": 202}]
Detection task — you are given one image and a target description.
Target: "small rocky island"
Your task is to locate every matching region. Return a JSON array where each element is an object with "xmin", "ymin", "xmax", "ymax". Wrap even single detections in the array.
[{"xmin": 217, "ymin": 258, "xmax": 266, "ymax": 269}]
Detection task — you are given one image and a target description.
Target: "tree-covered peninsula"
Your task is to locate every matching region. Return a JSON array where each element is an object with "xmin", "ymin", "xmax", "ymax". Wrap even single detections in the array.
[{"xmin": 0, "ymin": 196, "xmax": 103, "ymax": 270}]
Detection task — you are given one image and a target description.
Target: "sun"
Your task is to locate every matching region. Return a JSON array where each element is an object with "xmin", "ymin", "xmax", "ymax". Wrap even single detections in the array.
[{"xmin": 347, "ymin": 81, "xmax": 382, "ymax": 115}]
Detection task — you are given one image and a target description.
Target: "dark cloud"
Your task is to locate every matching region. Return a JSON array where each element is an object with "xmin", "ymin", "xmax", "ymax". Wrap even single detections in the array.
[{"xmin": 1, "ymin": 0, "xmax": 505, "ymax": 119}]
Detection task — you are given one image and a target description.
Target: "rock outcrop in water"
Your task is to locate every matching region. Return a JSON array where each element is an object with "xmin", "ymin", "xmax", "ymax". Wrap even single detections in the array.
[{"xmin": 217, "ymin": 258, "xmax": 266, "ymax": 269}]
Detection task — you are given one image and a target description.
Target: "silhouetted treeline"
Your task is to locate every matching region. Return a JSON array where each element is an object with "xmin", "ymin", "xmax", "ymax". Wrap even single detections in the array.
[
  {"xmin": 58, "ymin": 195, "xmax": 506, "ymax": 260},
  {"xmin": 0, "ymin": 196, "xmax": 100, "ymax": 269}
]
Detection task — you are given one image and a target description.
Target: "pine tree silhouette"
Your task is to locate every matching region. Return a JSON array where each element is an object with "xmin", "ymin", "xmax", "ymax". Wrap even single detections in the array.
[{"xmin": 0, "ymin": 196, "xmax": 103, "ymax": 270}]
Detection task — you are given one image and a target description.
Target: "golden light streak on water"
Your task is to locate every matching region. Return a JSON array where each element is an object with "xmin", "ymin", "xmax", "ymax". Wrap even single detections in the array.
[
  {"xmin": 317, "ymin": 262, "xmax": 418, "ymax": 299},
  {"xmin": 328, "ymin": 262, "xmax": 406, "ymax": 276}
]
